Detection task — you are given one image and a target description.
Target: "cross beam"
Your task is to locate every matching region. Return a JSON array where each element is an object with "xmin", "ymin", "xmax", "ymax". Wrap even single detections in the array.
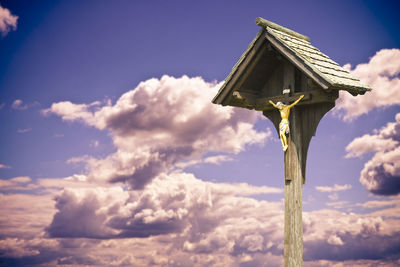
[{"xmin": 232, "ymin": 89, "xmax": 337, "ymax": 111}]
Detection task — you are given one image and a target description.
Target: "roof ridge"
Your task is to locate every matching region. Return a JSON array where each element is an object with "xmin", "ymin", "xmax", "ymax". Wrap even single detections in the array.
[{"xmin": 255, "ymin": 17, "xmax": 310, "ymax": 42}]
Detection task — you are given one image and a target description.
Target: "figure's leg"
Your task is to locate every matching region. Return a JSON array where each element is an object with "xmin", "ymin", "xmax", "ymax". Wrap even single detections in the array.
[
  {"xmin": 281, "ymin": 126, "xmax": 288, "ymax": 151},
  {"xmin": 279, "ymin": 131, "xmax": 286, "ymax": 149}
]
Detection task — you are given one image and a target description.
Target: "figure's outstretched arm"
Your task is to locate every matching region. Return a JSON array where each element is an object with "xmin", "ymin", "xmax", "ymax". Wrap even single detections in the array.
[
  {"xmin": 288, "ymin": 95, "xmax": 304, "ymax": 108},
  {"xmin": 269, "ymin": 100, "xmax": 279, "ymax": 108}
]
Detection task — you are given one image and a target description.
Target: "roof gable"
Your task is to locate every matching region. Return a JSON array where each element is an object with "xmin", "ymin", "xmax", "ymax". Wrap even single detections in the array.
[{"xmin": 213, "ymin": 17, "xmax": 371, "ymax": 105}]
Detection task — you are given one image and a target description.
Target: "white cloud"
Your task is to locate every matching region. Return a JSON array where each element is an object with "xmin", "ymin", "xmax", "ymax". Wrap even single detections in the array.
[
  {"xmin": 0, "ymin": 163, "xmax": 11, "ymax": 169},
  {"xmin": 335, "ymin": 49, "xmax": 400, "ymax": 122},
  {"xmin": 0, "ymin": 5, "xmax": 18, "ymax": 37},
  {"xmin": 89, "ymin": 140, "xmax": 99, "ymax": 148},
  {"xmin": 346, "ymin": 113, "xmax": 400, "ymax": 195},
  {"xmin": 203, "ymin": 155, "xmax": 234, "ymax": 165},
  {"xmin": 0, "ymin": 176, "xmax": 38, "ymax": 191},
  {"xmin": 42, "ymin": 100, "xmax": 101, "ymax": 124},
  {"xmin": 11, "ymin": 99, "xmax": 28, "ymax": 110},
  {"xmin": 328, "ymin": 193, "xmax": 339, "ymax": 201},
  {"xmin": 17, "ymin": 128, "xmax": 32, "ymax": 133},
  {"xmin": 175, "ymin": 155, "xmax": 235, "ymax": 169},
  {"xmin": 53, "ymin": 133, "xmax": 64, "ymax": 138},
  {"xmin": 44, "ymin": 75, "xmax": 269, "ymax": 189},
  {"xmin": 345, "ymin": 134, "xmax": 398, "ymax": 158},
  {"xmin": 315, "ymin": 184, "xmax": 352, "ymax": 193}
]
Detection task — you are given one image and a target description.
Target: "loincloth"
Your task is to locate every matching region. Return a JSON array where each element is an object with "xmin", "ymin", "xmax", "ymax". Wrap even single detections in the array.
[{"xmin": 279, "ymin": 121, "xmax": 290, "ymax": 134}]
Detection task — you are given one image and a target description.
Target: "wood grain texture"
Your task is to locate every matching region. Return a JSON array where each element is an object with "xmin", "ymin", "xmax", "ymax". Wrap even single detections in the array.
[
  {"xmin": 284, "ymin": 135, "xmax": 303, "ymax": 267},
  {"xmin": 283, "ymin": 61, "xmax": 303, "ymax": 267}
]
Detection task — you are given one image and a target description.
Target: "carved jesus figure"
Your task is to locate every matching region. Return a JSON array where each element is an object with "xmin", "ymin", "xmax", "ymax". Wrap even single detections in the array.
[{"xmin": 269, "ymin": 95, "xmax": 304, "ymax": 152}]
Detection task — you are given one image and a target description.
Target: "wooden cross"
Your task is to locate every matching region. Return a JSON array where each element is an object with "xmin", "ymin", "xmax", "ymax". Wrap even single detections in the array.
[
  {"xmin": 212, "ymin": 17, "xmax": 370, "ymax": 267},
  {"xmin": 233, "ymin": 61, "xmax": 337, "ymax": 266}
]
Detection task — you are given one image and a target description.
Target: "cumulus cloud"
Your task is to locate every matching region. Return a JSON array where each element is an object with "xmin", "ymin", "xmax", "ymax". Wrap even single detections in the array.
[
  {"xmin": 46, "ymin": 172, "xmax": 283, "ymax": 265},
  {"xmin": 303, "ymin": 209, "xmax": 400, "ymax": 262},
  {"xmin": 335, "ymin": 49, "xmax": 400, "ymax": 121},
  {"xmin": 0, "ymin": 5, "xmax": 18, "ymax": 37},
  {"xmin": 46, "ymin": 172, "xmax": 282, "ymax": 240},
  {"xmin": 44, "ymin": 75, "xmax": 268, "ymax": 189},
  {"xmin": 346, "ymin": 113, "xmax": 400, "ymax": 195}
]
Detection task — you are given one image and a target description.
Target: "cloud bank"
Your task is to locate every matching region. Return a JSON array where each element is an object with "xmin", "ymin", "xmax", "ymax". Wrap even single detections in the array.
[
  {"xmin": 0, "ymin": 5, "xmax": 18, "ymax": 37},
  {"xmin": 1, "ymin": 174, "xmax": 400, "ymax": 266},
  {"xmin": 335, "ymin": 49, "xmax": 400, "ymax": 121},
  {"xmin": 2, "ymin": 72, "xmax": 400, "ymax": 265}
]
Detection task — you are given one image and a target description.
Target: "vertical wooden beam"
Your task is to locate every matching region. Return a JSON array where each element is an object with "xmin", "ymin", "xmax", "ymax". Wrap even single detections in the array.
[
  {"xmin": 262, "ymin": 60, "xmax": 338, "ymax": 266},
  {"xmin": 283, "ymin": 61, "xmax": 303, "ymax": 267},
  {"xmin": 284, "ymin": 135, "xmax": 303, "ymax": 267}
]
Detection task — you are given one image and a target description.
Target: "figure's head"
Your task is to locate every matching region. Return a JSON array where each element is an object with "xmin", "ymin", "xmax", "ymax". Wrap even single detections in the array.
[{"xmin": 277, "ymin": 102, "xmax": 284, "ymax": 107}]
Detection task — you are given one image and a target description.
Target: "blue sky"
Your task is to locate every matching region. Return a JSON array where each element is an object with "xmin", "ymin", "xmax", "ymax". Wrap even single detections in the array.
[{"xmin": 1, "ymin": 1, "xmax": 400, "ymax": 266}]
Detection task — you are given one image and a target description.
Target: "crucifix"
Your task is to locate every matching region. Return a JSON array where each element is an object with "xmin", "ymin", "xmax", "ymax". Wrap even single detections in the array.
[
  {"xmin": 212, "ymin": 17, "xmax": 370, "ymax": 266},
  {"xmin": 269, "ymin": 92, "xmax": 304, "ymax": 152}
]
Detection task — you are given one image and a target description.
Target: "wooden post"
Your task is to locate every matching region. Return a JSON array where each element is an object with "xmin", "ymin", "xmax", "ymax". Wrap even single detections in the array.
[
  {"xmin": 284, "ymin": 127, "xmax": 303, "ymax": 267},
  {"xmin": 283, "ymin": 62, "xmax": 303, "ymax": 267},
  {"xmin": 262, "ymin": 61, "xmax": 336, "ymax": 266}
]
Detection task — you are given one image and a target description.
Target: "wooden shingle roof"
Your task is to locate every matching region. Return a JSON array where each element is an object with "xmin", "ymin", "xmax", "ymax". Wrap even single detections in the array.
[{"xmin": 213, "ymin": 17, "xmax": 371, "ymax": 105}]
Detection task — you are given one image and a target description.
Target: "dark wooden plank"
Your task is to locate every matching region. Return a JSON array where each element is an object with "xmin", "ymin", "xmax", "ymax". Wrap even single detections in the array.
[
  {"xmin": 255, "ymin": 17, "xmax": 310, "ymax": 42},
  {"xmin": 254, "ymin": 89, "xmax": 336, "ymax": 111}
]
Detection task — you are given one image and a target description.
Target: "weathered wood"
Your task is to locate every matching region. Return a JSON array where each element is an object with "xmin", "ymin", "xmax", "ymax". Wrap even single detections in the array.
[
  {"xmin": 232, "ymin": 91, "xmax": 257, "ymax": 107},
  {"xmin": 230, "ymin": 89, "xmax": 336, "ymax": 111},
  {"xmin": 264, "ymin": 60, "xmax": 338, "ymax": 181},
  {"xmin": 282, "ymin": 61, "xmax": 303, "ymax": 267},
  {"xmin": 284, "ymin": 134, "xmax": 303, "ymax": 267},
  {"xmin": 255, "ymin": 17, "xmax": 310, "ymax": 42}
]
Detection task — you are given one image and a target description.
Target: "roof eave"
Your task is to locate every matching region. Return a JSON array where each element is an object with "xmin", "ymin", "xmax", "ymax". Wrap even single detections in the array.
[{"xmin": 330, "ymin": 83, "xmax": 372, "ymax": 96}]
